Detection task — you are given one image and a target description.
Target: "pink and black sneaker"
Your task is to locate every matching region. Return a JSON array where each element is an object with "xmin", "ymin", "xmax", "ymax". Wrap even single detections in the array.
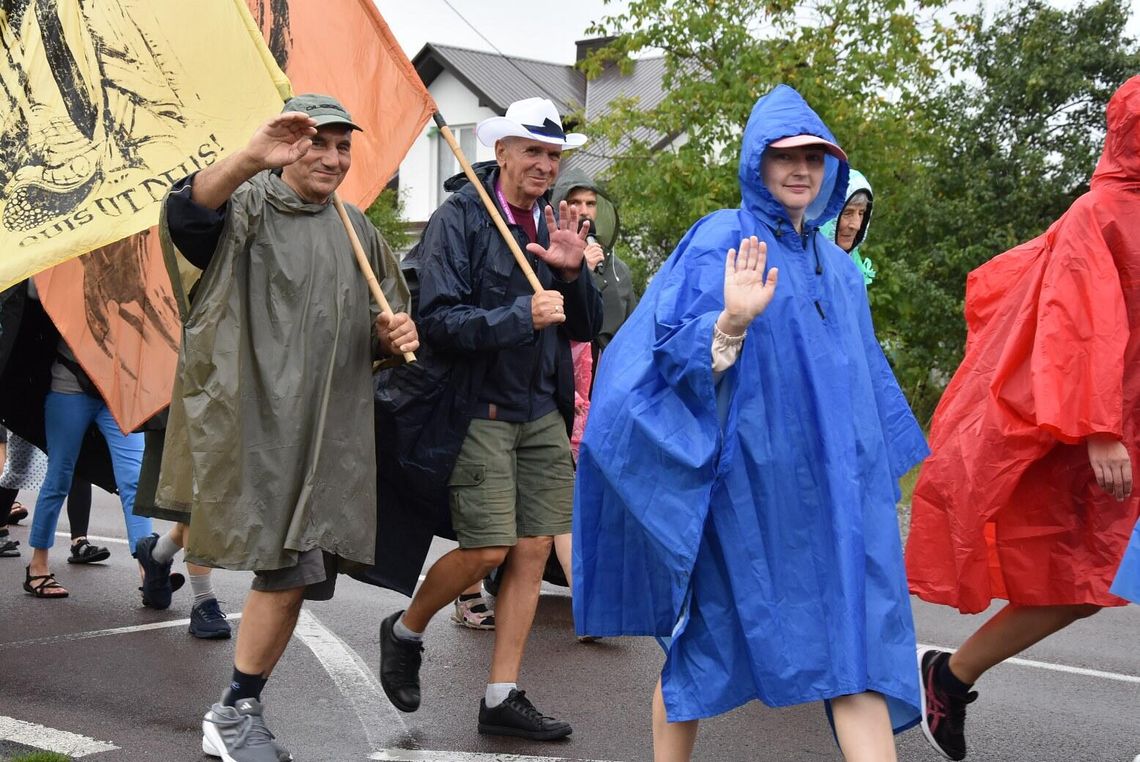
[{"xmin": 919, "ymin": 649, "xmax": 978, "ymax": 760}]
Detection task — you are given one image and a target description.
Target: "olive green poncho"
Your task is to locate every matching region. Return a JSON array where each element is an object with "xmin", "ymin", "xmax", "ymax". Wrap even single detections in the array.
[{"xmin": 156, "ymin": 171, "xmax": 409, "ymax": 571}]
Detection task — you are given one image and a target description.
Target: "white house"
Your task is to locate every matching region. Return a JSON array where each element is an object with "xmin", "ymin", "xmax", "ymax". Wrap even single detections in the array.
[{"xmin": 397, "ymin": 38, "xmax": 671, "ymax": 227}]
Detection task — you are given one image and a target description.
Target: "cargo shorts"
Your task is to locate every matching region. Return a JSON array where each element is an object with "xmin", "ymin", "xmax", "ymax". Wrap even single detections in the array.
[{"xmin": 448, "ymin": 410, "xmax": 575, "ymax": 548}]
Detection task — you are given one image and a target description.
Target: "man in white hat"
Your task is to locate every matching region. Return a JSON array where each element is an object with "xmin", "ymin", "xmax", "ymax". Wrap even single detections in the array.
[{"xmin": 377, "ymin": 97, "xmax": 602, "ymax": 740}]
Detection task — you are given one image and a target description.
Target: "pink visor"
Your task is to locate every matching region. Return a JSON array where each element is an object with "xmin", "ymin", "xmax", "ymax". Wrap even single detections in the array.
[{"xmin": 768, "ymin": 134, "xmax": 848, "ymax": 162}]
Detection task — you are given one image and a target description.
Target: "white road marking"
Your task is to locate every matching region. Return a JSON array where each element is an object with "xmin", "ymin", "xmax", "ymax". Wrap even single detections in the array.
[
  {"xmin": 370, "ymin": 753, "xmax": 622, "ymax": 762},
  {"xmin": 0, "ymin": 715, "xmax": 117, "ymax": 757},
  {"xmin": 54, "ymin": 530, "xmax": 128, "ymax": 545},
  {"xmin": 919, "ymin": 643, "xmax": 1140, "ymax": 685},
  {"xmin": 293, "ymin": 609, "xmax": 409, "ymax": 750},
  {"xmin": 0, "ymin": 615, "xmax": 242, "ymax": 649}
]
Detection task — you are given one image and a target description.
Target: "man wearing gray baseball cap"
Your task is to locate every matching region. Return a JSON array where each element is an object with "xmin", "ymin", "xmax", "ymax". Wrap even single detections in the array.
[{"xmin": 156, "ymin": 93, "xmax": 418, "ymax": 762}]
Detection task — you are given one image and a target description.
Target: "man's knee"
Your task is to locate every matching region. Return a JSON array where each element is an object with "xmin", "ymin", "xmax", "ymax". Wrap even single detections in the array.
[
  {"xmin": 462, "ymin": 545, "xmax": 510, "ymax": 573},
  {"xmin": 247, "ymin": 585, "xmax": 307, "ymax": 613},
  {"xmin": 511, "ymin": 535, "xmax": 553, "ymax": 564}
]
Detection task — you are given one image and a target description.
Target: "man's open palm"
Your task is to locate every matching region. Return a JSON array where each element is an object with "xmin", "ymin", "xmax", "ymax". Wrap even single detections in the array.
[
  {"xmin": 527, "ymin": 201, "xmax": 588, "ymax": 273},
  {"xmin": 248, "ymin": 112, "xmax": 318, "ymax": 170}
]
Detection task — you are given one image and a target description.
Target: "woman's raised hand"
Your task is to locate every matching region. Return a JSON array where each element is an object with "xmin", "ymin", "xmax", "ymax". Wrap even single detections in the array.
[{"xmin": 718, "ymin": 236, "xmax": 778, "ymax": 336}]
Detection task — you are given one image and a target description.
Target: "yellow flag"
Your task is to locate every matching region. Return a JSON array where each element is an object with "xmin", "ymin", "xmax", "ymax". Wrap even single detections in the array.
[{"xmin": 0, "ymin": 0, "xmax": 292, "ymax": 291}]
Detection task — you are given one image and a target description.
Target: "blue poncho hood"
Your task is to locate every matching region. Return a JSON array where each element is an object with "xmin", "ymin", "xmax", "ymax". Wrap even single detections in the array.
[
  {"xmin": 737, "ymin": 84, "xmax": 848, "ymax": 232},
  {"xmin": 573, "ymin": 85, "xmax": 926, "ymax": 730}
]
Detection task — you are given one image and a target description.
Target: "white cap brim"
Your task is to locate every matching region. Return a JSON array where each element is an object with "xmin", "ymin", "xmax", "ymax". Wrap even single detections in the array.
[{"xmin": 476, "ymin": 117, "xmax": 588, "ymax": 149}]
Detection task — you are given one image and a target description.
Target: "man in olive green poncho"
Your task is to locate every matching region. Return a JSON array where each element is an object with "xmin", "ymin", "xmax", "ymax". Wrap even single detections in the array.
[{"xmin": 155, "ymin": 94, "xmax": 418, "ymax": 762}]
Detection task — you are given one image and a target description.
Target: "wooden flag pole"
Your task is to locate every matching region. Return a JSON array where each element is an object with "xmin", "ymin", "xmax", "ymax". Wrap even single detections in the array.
[
  {"xmin": 332, "ymin": 193, "xmax": 416, "ymax": 363},
  {"xmin": 433, "ymin": 112, "xmax": 543, "ymax": 294}
]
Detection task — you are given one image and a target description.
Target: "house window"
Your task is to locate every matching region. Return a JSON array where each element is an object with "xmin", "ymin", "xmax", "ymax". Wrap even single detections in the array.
[{"xmin": 436, "ymin": 125, "xmax": 476, "ymax": 205}]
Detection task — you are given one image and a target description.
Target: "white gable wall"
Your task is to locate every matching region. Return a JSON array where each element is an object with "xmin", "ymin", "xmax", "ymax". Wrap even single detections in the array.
[{"xmin": 400, "ymin": 70, "xmax": 498, "ymax": 224}]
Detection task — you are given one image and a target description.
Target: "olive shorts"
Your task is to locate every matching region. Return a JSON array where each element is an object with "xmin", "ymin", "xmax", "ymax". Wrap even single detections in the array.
[{"xmin": 448, "ymin": 410, "xmax": 575, "ymax": 548}]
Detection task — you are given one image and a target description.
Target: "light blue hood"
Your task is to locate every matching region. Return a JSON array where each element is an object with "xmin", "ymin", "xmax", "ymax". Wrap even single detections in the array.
[{"xmin": 820, "ymin": 168, "xmax": 876, "ymax": 285}]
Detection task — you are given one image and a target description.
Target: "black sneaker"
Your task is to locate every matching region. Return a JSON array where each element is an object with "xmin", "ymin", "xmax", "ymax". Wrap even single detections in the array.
[
  {"xmin": 68, "ymin": 539, "xmax": 110, "ymax": 564},
  {"xmin": 379, "ymin": 610, "xmax": 423, "ymax": 712},
  {"xmin": 920, "ymin": 649, "xmax": 978, "ymax": 761},
  {"xmin": 189, "ymin": 597, "xmax": 232, "ymax": 639},
  {"xmin": 135, "ymin": 533, "xmax": 174, "ymax": 609},
  {"xmin": 478, "ymin": 689, "xmax": 572, "ymax": 741}
]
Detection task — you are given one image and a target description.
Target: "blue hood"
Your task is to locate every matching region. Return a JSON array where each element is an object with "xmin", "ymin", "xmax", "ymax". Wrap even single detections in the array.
[{"xmin": 738, "ymin": 85, "xmax": 849, "ymax": 231}]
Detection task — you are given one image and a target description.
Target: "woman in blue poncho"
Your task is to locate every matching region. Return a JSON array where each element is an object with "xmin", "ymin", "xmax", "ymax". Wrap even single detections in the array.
[{"xmin": 572, "ymin": 85, "xmax": 928, "ymax": 760}]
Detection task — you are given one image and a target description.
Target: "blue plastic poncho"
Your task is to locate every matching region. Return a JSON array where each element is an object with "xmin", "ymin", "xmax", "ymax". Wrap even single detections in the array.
[
  {"xmin": 1111, "ymin": 523, "xmax": 1140, "ymax": 602},
  {"xmin": 572, "ymin": 85, "xmax": 929, "ymax": 728}
]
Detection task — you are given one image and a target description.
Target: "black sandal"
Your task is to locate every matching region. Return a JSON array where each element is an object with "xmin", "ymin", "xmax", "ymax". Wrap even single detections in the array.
[
  {"xmin": 0, "ymin": 537, "xmax": 19, "ymax": 557},
  {"xmin": 68, "ymin": 539, "xmax": 111, "ymax": 564},
  {"xmin": 23, "ymin": 566, "xmax": 69, "ymax": 598}
]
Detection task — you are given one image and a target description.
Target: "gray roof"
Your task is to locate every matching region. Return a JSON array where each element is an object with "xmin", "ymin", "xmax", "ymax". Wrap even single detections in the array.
[
  {"xmin": 414, "ymin": 44, "xmax": 585, "ymax": 115},
  {"xmin": 584, "ymin": 56, "xmax": 669, "ymax": 121},
  {"xmin": 568, "ymin": 56, "xmax": 671, "ymax": 178}
]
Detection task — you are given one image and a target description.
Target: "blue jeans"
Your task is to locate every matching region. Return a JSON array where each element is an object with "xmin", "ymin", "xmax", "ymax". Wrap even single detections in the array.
[{"xmin": 29, "ymin": 392, "xmax": 151, "ymax": 553}]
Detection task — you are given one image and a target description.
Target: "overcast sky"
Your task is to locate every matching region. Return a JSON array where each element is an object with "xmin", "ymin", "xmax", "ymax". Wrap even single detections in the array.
[
  {"xmin": 375, "ymin": 0, "xmax": 1138, "ymax": 65},
  {"xmin": 374, "ymin": 0, "xmax": 623, "ymax": 63}
]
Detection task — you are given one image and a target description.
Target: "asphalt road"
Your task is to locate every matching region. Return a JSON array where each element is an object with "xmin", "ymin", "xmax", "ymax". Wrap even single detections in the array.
[{"xmin": 0, "ymin": 489, "xmax": 1137, "ymax": 761}]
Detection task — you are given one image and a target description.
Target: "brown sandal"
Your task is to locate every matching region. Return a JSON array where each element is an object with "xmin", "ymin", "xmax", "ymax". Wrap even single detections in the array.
[{"xmin": 23, "ymin": 566, "xmax": 68, "ymax": 598}]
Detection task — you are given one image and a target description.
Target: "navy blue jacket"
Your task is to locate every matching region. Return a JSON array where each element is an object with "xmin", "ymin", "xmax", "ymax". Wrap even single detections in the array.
[
  {"xmin": 416, "ymin": 162, "xmax": 602, "ymax": 423},
  {"xmin": 361, "ymin": 161, "xmax": 602, "ymax": 595}
]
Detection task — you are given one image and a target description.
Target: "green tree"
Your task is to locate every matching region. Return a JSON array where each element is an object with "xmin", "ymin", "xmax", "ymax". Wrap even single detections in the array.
[
  {"xmin": 875, "ymin": 0, "xmax": 1140, "ymax": 419},
  {"xmin": 582, "ymin": 0, "xmax": 1138, "ymax": 422},
  {"xmin": 581, "ymin": 0, "xmax": 959, "ymax": 278},
  {"xmin": 365, "ymin": 188, "xmax": 414, "ymax": 253}
]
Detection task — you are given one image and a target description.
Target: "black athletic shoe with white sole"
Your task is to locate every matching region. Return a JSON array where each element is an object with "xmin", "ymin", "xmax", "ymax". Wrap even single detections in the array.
[{"xmin": 919, "ymin": 649, "xmax": 978, "ymax": 760}]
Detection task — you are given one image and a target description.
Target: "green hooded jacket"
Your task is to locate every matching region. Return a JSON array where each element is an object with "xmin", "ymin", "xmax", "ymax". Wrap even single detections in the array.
[
  {"xmin": 551, "ymin": 167, "xmax": 639, "ymax": 351},
  {"xmin": 820, "ymin": 168, "xmax": 876, "ymax": 286},
  {"xmin": 156, "ymin": 171, "xmax": 409, "ymax": 570}
]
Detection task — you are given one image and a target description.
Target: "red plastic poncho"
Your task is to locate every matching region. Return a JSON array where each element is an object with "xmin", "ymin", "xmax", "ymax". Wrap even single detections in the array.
[{"xmin": 906, "ymin": 76, "xmax": 1140, "ymax": 614}]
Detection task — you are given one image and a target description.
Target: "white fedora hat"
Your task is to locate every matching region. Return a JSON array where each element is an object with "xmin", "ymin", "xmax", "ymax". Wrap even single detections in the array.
[{"xmin": 476, "ymin": 97, "xmax": 587, "ymax": 149}]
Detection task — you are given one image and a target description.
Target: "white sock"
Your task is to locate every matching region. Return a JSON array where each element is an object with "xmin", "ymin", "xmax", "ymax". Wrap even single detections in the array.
[
  {"xmin": 152, "ymin": 532, "xmax": 180, "ymax": 564},
  {"xmin": 189, "ymin": 570, "xmax": 215, "ymax": 606},
  {"xmin": 394, "ymin": 615, "xmax": 423, "ymax": 642},
  {"xmin": 485, "ymin": 682, "xmax": 517, "ymax": 708}
]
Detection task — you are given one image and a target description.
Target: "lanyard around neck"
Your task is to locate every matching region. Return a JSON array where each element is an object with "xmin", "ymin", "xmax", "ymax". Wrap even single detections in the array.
[{"xmin": 494, "ymin": 180, "xmax": 540, "ymax": 227}]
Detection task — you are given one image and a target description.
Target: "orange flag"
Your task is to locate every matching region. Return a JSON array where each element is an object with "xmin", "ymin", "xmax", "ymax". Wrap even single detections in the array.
[
  {"xmin": 34, "ymin": 233, "xmax": 178, "ymax": 433},
  {"xmin": 45, "ymin": 2, "xmax": 435, "ymax": 433},
  {"xmin": 249, "ymin": 0, "xmax": 436, "ymax": 207}
]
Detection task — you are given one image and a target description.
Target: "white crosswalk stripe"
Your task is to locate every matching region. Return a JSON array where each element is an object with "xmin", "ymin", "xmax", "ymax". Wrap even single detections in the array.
[{"xmin": 0, "ymin": 715, "xmax": 117, "ymax": 757}]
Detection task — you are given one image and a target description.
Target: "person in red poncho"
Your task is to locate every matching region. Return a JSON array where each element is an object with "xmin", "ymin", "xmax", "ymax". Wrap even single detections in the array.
[{"xmin": 905, "ymin": 75, "xmax": 1140, "ymax": 761}]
